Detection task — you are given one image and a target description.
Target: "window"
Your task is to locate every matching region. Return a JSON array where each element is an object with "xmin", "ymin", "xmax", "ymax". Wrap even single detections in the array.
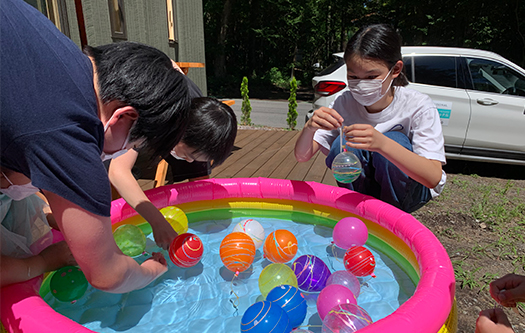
[
  {"xmin": 108, "ymin": 0, "xmax": 127, "ymax": 40},
  {"xmin": 25, "ymin": 0, "xmax": 70, "ymax": 37},
  {"xmin": 166, "ymin": 0, "xmax": 178, "ymax": 43},
  {"xmin": 466, "ymin": 58, "xmax": 525, "ymax": 96},
  {"xmin": 411, "ymin": 56, "xmax": 458, "ymax": 88}
]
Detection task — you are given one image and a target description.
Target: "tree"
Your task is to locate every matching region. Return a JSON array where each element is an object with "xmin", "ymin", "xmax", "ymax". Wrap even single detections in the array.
[
  {"xmin": 287, "ymin": 77, "xmax": 298, "ymax": 130},
  {"xmin": 240, "ymin": 76, "xmax": 252, "ymax": 126}
]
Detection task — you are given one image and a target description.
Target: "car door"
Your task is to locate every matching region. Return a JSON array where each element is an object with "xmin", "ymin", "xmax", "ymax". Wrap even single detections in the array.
[
  {"xmin": 403, "ymin": 55, "xmax": 471, "ymax": 153},
  {"xmin": 463, "ymin": 56, "xmax": 525, "ymax": 160}
]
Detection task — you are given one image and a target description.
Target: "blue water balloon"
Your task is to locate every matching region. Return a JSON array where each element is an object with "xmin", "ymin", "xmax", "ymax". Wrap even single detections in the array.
[{"xmin": 266, "ymin": 285, "xmax": 307, "ymax": 328}]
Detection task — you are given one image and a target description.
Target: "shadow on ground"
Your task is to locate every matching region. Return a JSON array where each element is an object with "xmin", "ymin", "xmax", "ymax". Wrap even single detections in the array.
[{"xmin": 444, "ymin": 160, "xmax": 524, "ymax": 180}]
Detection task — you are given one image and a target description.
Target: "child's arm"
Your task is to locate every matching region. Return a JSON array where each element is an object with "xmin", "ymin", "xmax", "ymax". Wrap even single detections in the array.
[
  {"xmin": 344, "ymin": 124, "xmax": 443, "ymax": 188},
  {"xmin": 295, "ymin": 107, "xmax": 343, "ymax": 162},
  {"xmin": 108, "ymin": 150, "xmax": 177, "ymax": 250},
  {"xmin": 0, "ymin": 241, "xmax": 76, "ymax": 287}
]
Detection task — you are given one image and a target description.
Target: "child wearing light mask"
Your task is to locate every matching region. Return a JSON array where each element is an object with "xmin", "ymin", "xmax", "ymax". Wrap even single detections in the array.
[
  {"xmin": 295, "ymin": 23, "xmax": 446, "ymax": 213},
  {"xmin": 0, "ymin": 169, "xmax": 76, "ymax": 287}
]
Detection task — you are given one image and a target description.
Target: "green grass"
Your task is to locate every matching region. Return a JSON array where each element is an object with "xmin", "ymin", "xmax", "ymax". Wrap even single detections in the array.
[{"xmin": 438, "ymin": 175, "xmax": 525, "ymax": 291}]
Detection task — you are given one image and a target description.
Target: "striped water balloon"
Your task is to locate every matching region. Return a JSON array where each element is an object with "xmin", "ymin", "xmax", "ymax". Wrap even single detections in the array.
[
  {"xmin": 343, "ymin": 246, "xmax": 376, "ymax": 277},
  {"xmin": 233, "ymin": 218, "xmax": 265, "ymax": 249},
  {"xmin": 263, "ymin": 229, "xmax": 298, "ymax": 263},
  {"xmin": 169, "ymin": 233, "xmax": 204, "ymax": 268},
  {"xmin": 322, "ymin": 303, "xmax": 373, "ymax": 333},
  {"xmin": 292, "ymin": 255, "xmax": 331, "ymax": 292},
  {"xmin": 220, "ymin": 232, "xmax": 256, "ymax": 274}
]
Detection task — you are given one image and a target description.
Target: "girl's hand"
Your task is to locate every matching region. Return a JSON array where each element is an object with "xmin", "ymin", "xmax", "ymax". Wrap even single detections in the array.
[
  {"xmin": 475, "ymin": 308, "xmax": 514, "ymax": 333},
  {"xmin": 343, "ymin": 124, "xmax": 387, "ymax": 152},
  {"xmin": 307, "ymin": 107, "xmax": 344, "ymax": 131},
  {"xmin": 490, "ymin": 274, "xmax": 525, "ymax": 307}
]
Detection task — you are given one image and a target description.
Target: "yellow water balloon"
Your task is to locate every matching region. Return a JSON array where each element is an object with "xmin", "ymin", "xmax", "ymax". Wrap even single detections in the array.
[
  {"xmin": 160, "ymin": 206, "xmax": 188, "ymax": 235},
  {"xmin": 258, "ymin": 263, "xmax": 298, "ymax": 298}
]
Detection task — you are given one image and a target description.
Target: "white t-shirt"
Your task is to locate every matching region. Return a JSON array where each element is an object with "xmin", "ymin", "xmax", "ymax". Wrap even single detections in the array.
[{"xmin": 313, "ymin": 87, "xmax": 446, "ymax": 197}]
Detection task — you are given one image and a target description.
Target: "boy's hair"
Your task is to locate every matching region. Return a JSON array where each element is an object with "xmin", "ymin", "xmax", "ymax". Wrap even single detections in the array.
[
  {"xmin": 182, "ymin": 97, "xmax": 237, "ymax": 167},
  {"xmin": 84, "ymin": 42, "xmax": 191, "ymax": 159},
  {"xmin": 344, "ymin": 24, "xmax": 409, "ymax": 86}
]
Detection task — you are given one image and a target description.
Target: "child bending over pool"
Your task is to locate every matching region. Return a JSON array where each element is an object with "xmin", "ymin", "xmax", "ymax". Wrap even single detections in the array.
[
  {"xmin": 476, "ymin": 273, "xmax": 525, "ymax": 333},
  {"xmin": 0, "ymin": 169, "xmax": 76, "ymax": 287},
  {"xmin": 108, "ymin": 96, "xmax": 237, "ymax": 249},
  {"xmin": 294, "ymin": 23, "xmax": 446, "ymax": 213}
]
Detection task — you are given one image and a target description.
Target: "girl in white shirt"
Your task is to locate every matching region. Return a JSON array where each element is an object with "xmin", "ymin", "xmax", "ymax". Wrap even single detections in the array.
[{"xmin": 294, "ymin": 24, "xmax": 446, "ymax": 212}]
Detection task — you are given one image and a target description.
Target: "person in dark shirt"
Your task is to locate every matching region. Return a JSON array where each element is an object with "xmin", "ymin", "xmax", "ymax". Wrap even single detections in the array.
[{"xmin": 1, "ymin": 0, "xmax": 192, "ymax": 292}]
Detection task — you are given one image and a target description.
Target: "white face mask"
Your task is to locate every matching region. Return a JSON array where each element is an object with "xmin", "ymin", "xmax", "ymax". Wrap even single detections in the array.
[
  {"xmin": 348, "ymin": 67, "xmax": 394, "ymax": 106},
  {"xmin": 100, "ymin": 114, "xmax": 134, "ymax": 162},
  {"xmin": 170, "ymin": 149, "xmax": 187, "ymax": 160},
  {"xmin": 1, "ymin": 172, "xmax": 39, "ymax": 201}
]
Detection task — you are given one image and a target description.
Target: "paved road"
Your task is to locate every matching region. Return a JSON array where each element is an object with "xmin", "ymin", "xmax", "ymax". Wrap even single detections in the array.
[{"xmin": 226, "ymin": 98, "xmax": 311, "ymax": 129}]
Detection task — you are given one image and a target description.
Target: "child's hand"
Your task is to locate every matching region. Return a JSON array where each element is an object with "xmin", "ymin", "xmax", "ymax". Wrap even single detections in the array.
[
  {"xmin": 490, "ymin": 274, "xmax": 525, "ymax": 307},
  {"xmin": 151, "ymin": 218, "xmax": 178, "ymax": 251},
  {"xmin": 475, "ymin": 308, "xmax": 514, "ymax": 333},
  {"xmin": 343, "ymin": 124, "xmax": 386, "ymax": 152},
  {"xmin": 39, "ymin": 241, "xmax": 77, "ymax": 272},
  {"xmin": 307, "ymin": 107, "xmax": 344, "ymax": 131},
  {"xmin": 142, "ymin": 252, "xmax": 168, "ymax": 277}
]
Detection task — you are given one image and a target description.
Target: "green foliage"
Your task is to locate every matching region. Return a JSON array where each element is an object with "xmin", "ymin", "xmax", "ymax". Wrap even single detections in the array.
[
  {"xmin": 287, "ymin": 77, "xmax": 298, "ymax": 130},
  {"xmin": 240, "ymin": 76, "xmax": 252, "ymax": 126},
  {"xmin": 203, "ymin": 0, "xmax": 525, "ymax": 96},
  {"xmin": 266, "ymin": 67, "xmax": 290, "ymax": 89}
]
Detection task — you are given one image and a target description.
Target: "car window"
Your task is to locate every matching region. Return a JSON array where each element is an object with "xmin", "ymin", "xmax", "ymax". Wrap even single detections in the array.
[
  {"xmin": 317, "ymin": 57, "xmax": 345, "ymax": 76},
  {"xmin": 407, "ymin": 56, "xmax": 458, "ymax": 88},
  {"xmin": 465, "ymin": 57, "xmax": 525, "ymax": 96}
]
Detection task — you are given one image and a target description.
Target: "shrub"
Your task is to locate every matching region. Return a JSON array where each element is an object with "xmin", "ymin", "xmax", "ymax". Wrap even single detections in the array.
[
  {"xmin": 287, "ymin": 77, "xmax": 298, "ymax": 130},
  {"xmin": 240, "ymin": 76, "xmax": 252, "ymax": 126}
]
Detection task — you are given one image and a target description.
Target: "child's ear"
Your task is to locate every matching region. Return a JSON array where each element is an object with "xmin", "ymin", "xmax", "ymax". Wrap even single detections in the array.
[{"xmin": 392, "ymin": 60, "xmax": 404, "ymax": 77}]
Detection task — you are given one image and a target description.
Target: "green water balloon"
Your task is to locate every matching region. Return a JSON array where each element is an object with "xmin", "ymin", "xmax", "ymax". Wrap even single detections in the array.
[{"xmin": 113, "ymin": 224, "xmax": 147, "ymax": 257}]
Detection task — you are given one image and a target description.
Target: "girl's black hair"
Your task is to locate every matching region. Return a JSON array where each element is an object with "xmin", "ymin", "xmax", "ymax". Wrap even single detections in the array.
[
  {"xmin": 344, "ymin": 24, "xmax": 409, "ymax": 86},
  {"xmin": 181, "ymin": 97, "xmax": 237, "ymax": 167},
  {"xmin": 84, "ymin": 42, "xmax": 191, "ymax": 159}
]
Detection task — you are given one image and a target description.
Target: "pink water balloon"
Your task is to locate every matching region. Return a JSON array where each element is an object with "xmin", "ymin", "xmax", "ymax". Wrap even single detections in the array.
[
  {"xmin": 325, "ymin": 270, "xmax": 360, "ymax": 297},
  {"xmin": 316, "ymin": 284, "xmax": 357, "ymax": 320},
  {"xmin": 332, "ymin": 217, "xmax": 368, "ymax": 249}
]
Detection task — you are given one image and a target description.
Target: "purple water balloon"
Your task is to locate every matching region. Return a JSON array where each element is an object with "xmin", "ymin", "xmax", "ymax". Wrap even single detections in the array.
[
  {"xmin": 292, "ymin": 255, "xmax": 331, "ymax": 292},
  {"xmin": 325, "ymin": 270, "xmax": 360, "ymax": 297}
]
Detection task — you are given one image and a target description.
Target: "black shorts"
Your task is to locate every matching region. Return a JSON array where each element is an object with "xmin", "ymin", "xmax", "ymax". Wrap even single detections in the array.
[{"xmin": 164, "ymin": 155, "xmax": 210, "ymax": 183}]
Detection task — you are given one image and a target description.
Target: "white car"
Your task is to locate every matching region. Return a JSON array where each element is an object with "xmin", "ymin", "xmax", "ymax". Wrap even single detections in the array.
[{"xmin": 307, "ymin": 47, "xmax": 525, "ymax": 166}]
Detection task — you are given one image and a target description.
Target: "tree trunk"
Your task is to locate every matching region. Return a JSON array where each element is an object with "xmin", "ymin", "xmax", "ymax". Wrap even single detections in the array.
[{"xmin": 214, "ymin": 0, "xmax": 234, "ymax": 77}]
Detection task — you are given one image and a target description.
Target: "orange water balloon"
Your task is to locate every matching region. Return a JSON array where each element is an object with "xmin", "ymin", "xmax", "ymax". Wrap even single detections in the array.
[
  {"xmin": 263, "ymin": 229, "xmax": 298, "ymax": 263},
  {"xmin": 220, "ymin": 232, "xmax": 256, "ymax": 274}
]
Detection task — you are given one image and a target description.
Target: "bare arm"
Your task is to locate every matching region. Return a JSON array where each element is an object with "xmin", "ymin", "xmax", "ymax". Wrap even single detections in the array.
[
  {"xmin": 108, "ymin": 150, "xmax": 177, "ymax": 250},
  {"xmin": 344, "ymin": 124, "xmax": 443, "ymax": 188},
  {"xmin": 295, "ymin": 107, "xmax": 343, "ymax": 162},
  {"xmin": 0, "ymin": 241, "xmax": 76, "ymax": 287},
  {"xmin": 43, "ymin": 190, "xmax": 167, "ymax": 293}
]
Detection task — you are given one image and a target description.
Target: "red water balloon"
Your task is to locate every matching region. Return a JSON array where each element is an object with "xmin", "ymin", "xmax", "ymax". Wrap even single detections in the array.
[
  {"xmin": 169, "ymin": 233, "xmax": 204, "ymax": 268},
  {"xmin": 343, "ymin": 246, "xmax": 376, "ymax": 277}
]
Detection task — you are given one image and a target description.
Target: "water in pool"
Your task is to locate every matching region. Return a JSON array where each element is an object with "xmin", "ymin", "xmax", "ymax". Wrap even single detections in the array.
[{"xmin": 43, "ymin": 217, "xmax": 416, "ymax": 332}]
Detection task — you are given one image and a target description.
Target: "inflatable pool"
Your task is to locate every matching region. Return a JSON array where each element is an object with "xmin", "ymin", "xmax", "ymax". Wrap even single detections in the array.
[{"xmin": 0, "ymin": 178, "xmax": 457, "ymax": 332}]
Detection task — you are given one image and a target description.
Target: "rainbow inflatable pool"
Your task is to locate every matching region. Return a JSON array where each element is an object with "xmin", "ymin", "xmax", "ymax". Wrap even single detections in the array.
[{"xmin": 0, "ymin": 178, "xmax": 457, "ymax": 332}]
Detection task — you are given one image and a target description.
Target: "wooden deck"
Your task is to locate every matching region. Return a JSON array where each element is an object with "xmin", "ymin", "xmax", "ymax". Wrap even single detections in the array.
[{"xmin": 138, "ymin": 129, "xmax": 338, "ymax": 191}]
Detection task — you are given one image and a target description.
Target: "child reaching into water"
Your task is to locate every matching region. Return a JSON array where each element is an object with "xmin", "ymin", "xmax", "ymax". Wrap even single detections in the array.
[{"xmin": 295, "ymin": 23, "xmax": 446, "ymax": 212}]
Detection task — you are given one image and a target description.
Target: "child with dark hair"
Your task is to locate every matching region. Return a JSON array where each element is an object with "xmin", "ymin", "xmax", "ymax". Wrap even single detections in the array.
[
  {"xmin": 1, "ymin": 0, "xmax": 193, "ymax": 293},
  {"xmin": 109, "ymin": 96, "xmax": 237, "ymax": 250},
  {"xmin": 295, "ymin": 24, "xmax": 446, "ymax": 212}
]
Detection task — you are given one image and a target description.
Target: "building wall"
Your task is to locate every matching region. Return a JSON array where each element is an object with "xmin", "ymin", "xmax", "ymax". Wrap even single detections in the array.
[{"xmin": 31, "ymin": 0, "xmax": 207, "ymax": 94}]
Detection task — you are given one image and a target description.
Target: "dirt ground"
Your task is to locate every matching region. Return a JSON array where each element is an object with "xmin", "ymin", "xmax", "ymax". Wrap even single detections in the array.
[{"xmin": 411, "ymin": 160, "xmax": 525, "ymax": 332}]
